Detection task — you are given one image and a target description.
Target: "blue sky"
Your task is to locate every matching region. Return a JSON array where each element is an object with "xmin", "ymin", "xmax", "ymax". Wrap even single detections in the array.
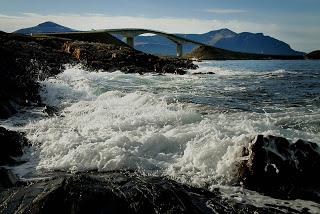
[{"xmin": 1, "ymin": 0, "xmax": 319, "ymax": 52}]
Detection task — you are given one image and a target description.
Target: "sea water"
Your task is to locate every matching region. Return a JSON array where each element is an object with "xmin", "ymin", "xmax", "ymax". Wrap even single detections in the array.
[{"xmin": 2, "ymin": 60, "xmax": 320, "ymax": 212}]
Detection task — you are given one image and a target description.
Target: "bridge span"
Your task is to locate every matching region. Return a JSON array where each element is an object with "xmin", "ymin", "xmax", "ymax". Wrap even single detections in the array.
[
  {"xmin": 40, "ymin": 28, "xmax": 206, "ymax": 57},
  {"xmin": 99, "ymin": 28, "xmax": 205, "ymax": 57}
]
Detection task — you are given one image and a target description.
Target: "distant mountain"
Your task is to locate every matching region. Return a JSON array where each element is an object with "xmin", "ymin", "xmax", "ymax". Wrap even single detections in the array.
[
  {"xmin": 14, "ymin": 22, "xmax": 303, "ymax": 56},
  {"xmin": 177, "ymin": 28, "xmax": 237, "ymax": 46},
  {"xmin": 14, "ymin": 21, "xmax": 75, "ymax": 35},
  {"xmin": 214, "ymin": 32, "xmax": 303, "ymax": 56},
  {"xmin": 134, "ymin": 29, "xmax": 304, "ymax": 56}
]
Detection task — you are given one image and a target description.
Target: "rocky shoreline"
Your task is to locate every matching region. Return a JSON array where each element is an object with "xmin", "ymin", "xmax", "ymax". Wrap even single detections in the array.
[
  {"xmin": 1, "ymin": 31, "xmax": 320, "ymax": 213},
  {"xmin": 0, "ymin": 31, "xmax": 196, "ymax": 119}
]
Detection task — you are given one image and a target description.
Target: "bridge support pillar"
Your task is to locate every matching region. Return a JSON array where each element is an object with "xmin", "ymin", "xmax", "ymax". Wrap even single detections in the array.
[
  {"xmin": 125, "ymin": 36, "xmax": 134, "ymax": 47},
  {"xmin": 176, "ymin": 43, "xmax": 183, "ymax": 57}
]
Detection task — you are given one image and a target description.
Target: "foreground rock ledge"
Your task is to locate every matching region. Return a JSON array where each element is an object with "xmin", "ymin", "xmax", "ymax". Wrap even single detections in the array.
[{"xmin": 0, "ymin": 172, "xmax": 315, "ymax": 214}]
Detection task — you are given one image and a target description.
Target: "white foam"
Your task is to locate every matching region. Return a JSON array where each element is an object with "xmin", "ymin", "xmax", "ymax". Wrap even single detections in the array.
[{"xmin": 9, "ymin": 65, "xmax": 319, "ymax": 188}]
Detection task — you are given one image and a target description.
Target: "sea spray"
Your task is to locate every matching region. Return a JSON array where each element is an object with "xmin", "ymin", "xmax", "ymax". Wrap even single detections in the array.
[{"xmin": 7, "ymin": 64, "xmax": 316, "ymax": 190}]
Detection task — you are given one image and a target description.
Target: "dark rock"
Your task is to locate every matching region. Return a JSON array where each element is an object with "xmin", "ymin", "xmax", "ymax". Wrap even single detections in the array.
[
  {"xmin": 0, "ymin": 168, "xmax": 20, "ymax": 190},
  {"xmin": 0, "ymin": 127, "xmax": 29, "ymax": 165},
  {"xmin": 42, "ymin": 105, "xmax": 60, "ymax": 116},
  {"xmin": 0, "ymin": 31, "xmax": 71, "ymax": 118},
  {"xmin": 0, "ymin": 100, "xmax": 17, "ymax": 119},
  {"xmin": 305, "ymin": 50, "xmax": 320, "ymax": 59},
  {"xmin": 0, "ymin": 31, "xmax": 197, "ymax": 118},
  {"xmin": 192, "ymin": 72, "xmax": 215, "ymax": 75},
  {"xmin": 0, "ymin": 172, "xmax": 309, "ymax": 214},
  {"xmin": 62, "ymin": 41, "xmax": 197, "ymax": 74},
  {"xmin": 238, "ymin": 135, "xmax": 320, "ymax": 202}
]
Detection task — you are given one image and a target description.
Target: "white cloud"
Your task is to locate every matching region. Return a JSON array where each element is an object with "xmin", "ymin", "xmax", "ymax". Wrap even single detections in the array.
[
  {"xmin": 205, "ymin": 8, "xmax": 246, "ymax": 14},
  {"xmin": 2, "ymin": 12, "xmax": 319, "ymax": 51},
  {"xmin": 0, "ymin": 13, "xmax": 320, "ymax": 51},
  {"xmin": 0, "ymin": 12, "xmax": 277, "ymax": 35}
]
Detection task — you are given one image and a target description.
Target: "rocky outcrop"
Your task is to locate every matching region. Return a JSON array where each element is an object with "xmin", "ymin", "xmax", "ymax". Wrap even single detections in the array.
[
  {"xmin": 306, "ymin": 50, "xmax": 320, "ymax": 59},
  {"xmin": 238, "ymin": 135, "xmax": 320, "ymax": 202},
  {"xmin": 0, "ymin": 32, "xmax": 71, "ymax": 118},
  {"xmin": 62, "ymin": 41, "xmax": 197, "ymax": 74},
  {"xmin": 0, "ymin": 31, "xmax": 197, "ymax": 118},
  {"xmin": 0, "ymin": 127, "xmax": 29, "ymax": 165},
  {"xmin": 0, "ymin": 171, "xmax": 312, "ymax": 214}
]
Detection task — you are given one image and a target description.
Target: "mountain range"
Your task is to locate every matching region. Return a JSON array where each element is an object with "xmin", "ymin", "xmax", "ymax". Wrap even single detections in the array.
[{"xmin": 14, "ymin": 22, "xmax": 304, "ymax": 56}]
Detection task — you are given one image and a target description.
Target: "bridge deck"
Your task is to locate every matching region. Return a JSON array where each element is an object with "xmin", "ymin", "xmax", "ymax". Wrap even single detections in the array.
[{"xmin": 39, "ymin": 28, "xmax": 207, "ymax": 57}]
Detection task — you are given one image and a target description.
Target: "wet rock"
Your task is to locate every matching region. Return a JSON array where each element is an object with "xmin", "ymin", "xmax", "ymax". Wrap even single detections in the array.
[
  {"xmin": 0, "ymin": 127, "xmax": 29, "ymax": 165},
  {"xmin": 0, "ymin": 31, "xmax": 71, "ymax": 118},
  {"xmin": 1, "ymin": 31, "xmax": 197, "ymax": 118},
  {"xmin": 238, "ymin": 135, "xmax": 320, "ymax": 202},
  {"xmin": 0, "ymin": 172, "xmax": 308, "ymax": 214},
  {"xmin": 0, "ymin": 168, "xmax": 20, "ymax": 190},
  {"xmin": 42, "ymin": 105, "xmax": 60, "ymax": 117},
  {"xmin": 0, "ymin": 100, "xmax": 17, "ymax": 119},
  {"xmin": 192, "ymin": 72, "xmax": 215, "ymax": 75}
]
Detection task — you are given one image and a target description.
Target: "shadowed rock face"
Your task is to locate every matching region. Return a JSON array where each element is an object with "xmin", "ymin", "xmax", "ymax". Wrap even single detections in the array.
[
  {"xmin": 0, "ymin": 127, "xmax": 29, "ymax": 165},
  {"xmin": 0, "ymin": 168, "xmax": 20, "ymax": 190},
  {"xmin": 306, "ymin": 50, "xmax": 320, "ymax": 59},
  {"xmin": 0, "ymin": 172, "xmax": 310, "ymax": 214},
  {"xmin": 238, "ymin": 135, "xmax": 320, "ymax": 202},
  {"xmin": 0, "ymin": 32, "xmax": 71, "ymax": 118}
]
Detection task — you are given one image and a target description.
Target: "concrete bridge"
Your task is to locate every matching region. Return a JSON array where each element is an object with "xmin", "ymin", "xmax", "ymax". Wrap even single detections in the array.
[
  {"xmin": 98, "ymin": 28, "xmax": 206, "ymax": 57},
  {"xmin": 40, "ymin": 28, "xmax": 206, "ymax": 57}
]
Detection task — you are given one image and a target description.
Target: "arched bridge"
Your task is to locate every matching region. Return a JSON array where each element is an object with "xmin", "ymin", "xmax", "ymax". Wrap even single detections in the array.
[
  {"xmin": 40, "ymin": 28, "xmax": 206, "ymax": 57},
  {"xmin": 98, "ymin": 28, "xmax": 206, "ymax": 57}
]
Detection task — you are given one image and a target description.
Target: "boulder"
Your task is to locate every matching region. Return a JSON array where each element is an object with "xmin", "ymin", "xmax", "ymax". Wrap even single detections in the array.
[{"xmin": 238, "ymin": 135, "xmax": 320, "ymax": 202}]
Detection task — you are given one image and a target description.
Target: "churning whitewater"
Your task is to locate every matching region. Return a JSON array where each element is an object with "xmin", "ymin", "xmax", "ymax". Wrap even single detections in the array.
[{"xmin": 8, "ymin": 60, "xmax": 319, "ymax": 193}]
